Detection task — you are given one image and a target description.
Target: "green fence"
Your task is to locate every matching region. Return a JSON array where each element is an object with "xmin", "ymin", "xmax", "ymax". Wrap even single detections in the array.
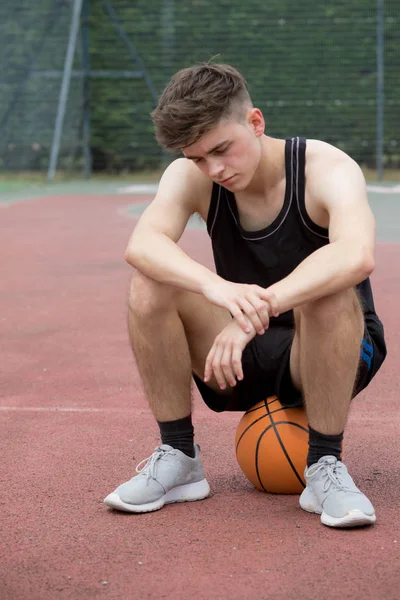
[{"xmin": 0, "ymin": 0, "xmax": 398, "ymax": 176}]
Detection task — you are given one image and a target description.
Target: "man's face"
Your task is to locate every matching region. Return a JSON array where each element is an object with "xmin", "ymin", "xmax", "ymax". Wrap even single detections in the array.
[{"xmin": 182, "ymin": 108, "xmax": 264, "ymax": 190}]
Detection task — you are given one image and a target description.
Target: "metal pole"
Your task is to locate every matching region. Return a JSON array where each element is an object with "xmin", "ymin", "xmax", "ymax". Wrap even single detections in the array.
[
  {"xmin": 0, "ymin": 1, "xmax": 60, "ymax": 136},
  {"xmin": 81, "ymin": 0, "xmax": 92, "ymax": 179},
  {"xmin": 161, "ymin": 0, "xmax": 175, "ymax": 168},
  {"xmin": 48, "ymin": 0, "xmax": 84, "ymax": 181},
  {"xmin": 376, "ymin": 0, "xmax": 384, "ymax": 182},
  {"xmin": 103, "ymin": 0, "xmax": 158, "ymax": 106},
  {"xmin": 161, "ymin": 0, "xmax": 175, "ymax": 80}
]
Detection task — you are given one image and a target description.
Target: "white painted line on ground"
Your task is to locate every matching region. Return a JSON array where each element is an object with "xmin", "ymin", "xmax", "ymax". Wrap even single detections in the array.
[
  {"xmin": 367, "ymin": 184, "xmax": 400, "ymax": 194},
  {"xmin": 0, "ymin": 406, "xmax": 108, "ymax": 412},
  {"xmin": 117, "ymin": 184, "xmax": 158, "ymax": 195},
  {"xmin": 117, "ymin": 183, "xmax": 399, "ymax": 196},
  {"xmin": 118, "ymin": 203, "xmax": 206, "ymax": 229},
  {"xmin": 0, "ymin": 406, "xmax": 396, "ymax": 423},
  {"xmin": 0, "ymin": 406, "xmax": 153, "ymax": 415}
]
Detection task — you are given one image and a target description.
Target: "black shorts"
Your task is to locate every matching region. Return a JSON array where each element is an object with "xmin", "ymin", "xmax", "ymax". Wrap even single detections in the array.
[{"xmin": 193, "ymin": 317, "xmax": 387, "ymax": 413}]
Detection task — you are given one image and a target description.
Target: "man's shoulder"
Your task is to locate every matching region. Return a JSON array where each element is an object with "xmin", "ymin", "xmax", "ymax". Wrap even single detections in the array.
[
  {"xmin": 156, "ymin": 159, "xmax": 213, "ymax": 218},
  {"xmin": 162, "ymin": 157, "xmax": 213, "ymax": 194},
  {"xmin": 304, "ymin": 139, "xmax": 367, "ymax": 208},
  {"xmin": 305, "ymin": 139, "xmax": 364, "ymax": 186},
  {"xmin": 306, "ymin": 139, "xmax": 359, "ymax": 170}
]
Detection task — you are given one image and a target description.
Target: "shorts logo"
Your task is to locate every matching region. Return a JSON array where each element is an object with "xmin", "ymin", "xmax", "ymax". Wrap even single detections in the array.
[{"xmin": 360, "ymin": 338, "xmax": 373, "ymax": 371}]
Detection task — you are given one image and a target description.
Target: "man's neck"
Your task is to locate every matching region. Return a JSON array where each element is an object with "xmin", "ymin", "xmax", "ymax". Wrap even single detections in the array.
[{"xmin": 244, "ymin": 136, "xmax": 286, "ymax": 199}]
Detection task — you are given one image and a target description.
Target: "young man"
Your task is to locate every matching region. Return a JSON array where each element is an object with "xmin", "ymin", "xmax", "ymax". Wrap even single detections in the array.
[{"xmin": 104, "ymin": 63, "xmax": 386, "ymax": 528}]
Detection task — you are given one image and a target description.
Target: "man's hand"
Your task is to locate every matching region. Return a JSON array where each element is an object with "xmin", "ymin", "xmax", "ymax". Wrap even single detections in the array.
[
  {"xmin": 202, "ymin": 279, "xmax": 279, "ymax": 335},
  {"xmin": 204, "ymin": 319, "xmax": 256, "ymax": 390}
]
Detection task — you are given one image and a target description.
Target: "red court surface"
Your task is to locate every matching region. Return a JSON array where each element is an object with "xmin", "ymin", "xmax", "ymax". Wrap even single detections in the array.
[{"xmin": 1, "ymin": 193, "xmax": 399, "ymax": 599}]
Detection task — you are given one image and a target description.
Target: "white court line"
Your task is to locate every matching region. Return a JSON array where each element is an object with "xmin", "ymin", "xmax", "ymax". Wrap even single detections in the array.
[
  {"xmin": 0, "ymin": 406, "xmax": 151, "ymax": 415},
  {"xmin": 367, "ymin": 184, "xmax": 400, "ymax": 194},
  {"xmin": 119, "ymin": 183, "xmax": 400, "ymax": 195},
  {"xmin": 0, "ymin": 407, "xmax": 396, "ymax": 423},
  {"xmin": 117, "ymin": 184, "xmax": 158, "ymax": 195},
  {"xmin": 117, "ymin": 203, "xmax": 206, "ymax": 229},
  {"xmin": 0, "ymin": 406, "xmax": 109, "ymax": 413}
]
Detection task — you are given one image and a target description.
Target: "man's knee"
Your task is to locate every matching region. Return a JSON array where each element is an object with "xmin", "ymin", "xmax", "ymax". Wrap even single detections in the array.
[
  {"xmin": 128, "ymin": 270, "xmax": 177, "ymax": 318},
  {"xmin": 295, "ymin": 288, "xmax": 363, "ymax": 326}
]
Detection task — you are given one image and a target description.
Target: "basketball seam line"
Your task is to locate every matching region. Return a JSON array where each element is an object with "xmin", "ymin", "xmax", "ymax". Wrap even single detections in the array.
[{"xmin": 265, "ymin": 401, "xmax": 306, "ymax": 490}]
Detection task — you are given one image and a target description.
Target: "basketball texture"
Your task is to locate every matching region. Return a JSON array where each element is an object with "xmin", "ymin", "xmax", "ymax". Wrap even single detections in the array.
[{"xmin": 235, "ymin": 396, "xmax": 309, "ymax": 494}]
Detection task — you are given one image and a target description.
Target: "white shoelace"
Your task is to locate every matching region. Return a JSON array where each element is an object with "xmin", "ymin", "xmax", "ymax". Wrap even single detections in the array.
[
  {"xmin": 135, "ymin": 447, "xmax": 172, "ymax": 482},
  {"xmin": 310, "ymin": 461, "xmax": 361, "ymax": 495}
]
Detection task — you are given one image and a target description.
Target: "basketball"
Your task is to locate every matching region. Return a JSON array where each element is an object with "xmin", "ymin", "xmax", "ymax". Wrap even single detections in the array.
[{"xmin": 235, "ymin": 396, "xmax": 309, "ymax": 494}]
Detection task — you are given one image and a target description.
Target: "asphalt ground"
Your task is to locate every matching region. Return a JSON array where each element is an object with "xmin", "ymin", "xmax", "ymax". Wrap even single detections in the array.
[{"xmin": 1, "ymin": 181, "xmax": 399, "ymax": 599}]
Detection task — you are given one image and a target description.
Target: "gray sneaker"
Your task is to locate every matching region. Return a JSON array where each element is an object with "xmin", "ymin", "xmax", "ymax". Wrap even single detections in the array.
[
  {"xmin": 299, "ymin": 456, "xmax": 376, "ymax": 528},
  {"xmin": 104, "ymin": 444, "xmax": 210, "ymax": 513}
]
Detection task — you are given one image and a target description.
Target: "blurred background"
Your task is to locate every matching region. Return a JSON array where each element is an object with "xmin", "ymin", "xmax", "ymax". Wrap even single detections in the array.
[{"xmin": 0, "ymin": 0, "xmax": 398, "ymax": 184}]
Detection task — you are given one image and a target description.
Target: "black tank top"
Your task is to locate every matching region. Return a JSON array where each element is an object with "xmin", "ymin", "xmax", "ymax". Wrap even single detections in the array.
[{"xmin": 206, "ymin": 136, "xmax": 382, "ymax": 329}]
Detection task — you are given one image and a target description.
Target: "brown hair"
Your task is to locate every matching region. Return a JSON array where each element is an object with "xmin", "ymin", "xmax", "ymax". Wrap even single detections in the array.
[{"xmin": 151, "ymin": 63, "xmax": 252, "ymax": 150}]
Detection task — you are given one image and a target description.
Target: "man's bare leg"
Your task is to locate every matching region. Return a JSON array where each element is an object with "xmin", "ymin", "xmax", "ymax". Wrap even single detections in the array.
[
  {"xmin": 104, "ymin": 271, "xmax": 232, "ymax": 513},
  {"xmin": 291, "ymin": 288, "xmax": 364, "ymax": 436},
  {"xmin": 127, "ymin": 270, "xmax": 233, "ymax": 422},
  {"xmin": 289, "ymin": 289, "xmax": 375, "ymax": 527}
]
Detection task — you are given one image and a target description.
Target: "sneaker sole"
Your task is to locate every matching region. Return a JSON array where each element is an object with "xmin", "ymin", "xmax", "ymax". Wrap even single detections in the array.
[
  {"xmin": 300, "ymin": 488, "xmax": 376, "ymax": 528},
  {"xmin": 104, "ymin": 478, "xmax": 211, "ymax": 513},
  {"xmin": 321, "ymin": 509, "xmax": 376, "ymax": 528},
  {"xmin": 301, "ymin": 505, "xmax": 376, "ymax": 528}
]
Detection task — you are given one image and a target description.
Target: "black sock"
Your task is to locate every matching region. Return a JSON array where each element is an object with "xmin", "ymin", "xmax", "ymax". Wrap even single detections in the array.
[
  {"xmin": 157, "ymin": 414, "xmax": 195, "ymax": 458},
  {"xmin": 307, "ymin": 425, "xmax": 343, "ymax": 467}
]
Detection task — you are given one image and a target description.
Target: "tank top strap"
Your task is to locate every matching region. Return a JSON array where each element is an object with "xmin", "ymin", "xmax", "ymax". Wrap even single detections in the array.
[
  {"xmin": 293, "ymin": 136, "xmax": 329, "ymax": 240},
  {"xmin": 207, "ymin": 182, "xmax": 222, "ymax": 237},
  {"xmin": 294, "ymin": 136, "xmax": 306, "ymax": 207}
]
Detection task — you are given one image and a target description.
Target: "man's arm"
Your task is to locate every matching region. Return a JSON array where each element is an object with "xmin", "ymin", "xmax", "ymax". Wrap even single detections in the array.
[
  {"xmin": 126, "ymin": 158, "xmax": 278, "ymax": 334},
  {"xmin": 266, "ymin": 152, "xmax": 376, "ymax": 314},
  {"xmin": 125, "ymin": 158, "xmax": 219, "ymax": 294}
]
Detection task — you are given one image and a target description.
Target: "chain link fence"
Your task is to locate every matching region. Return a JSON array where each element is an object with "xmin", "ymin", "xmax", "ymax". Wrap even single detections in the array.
[{"xmin": 0, "ymin": 0, "xmax": 398, "ymax": 177}]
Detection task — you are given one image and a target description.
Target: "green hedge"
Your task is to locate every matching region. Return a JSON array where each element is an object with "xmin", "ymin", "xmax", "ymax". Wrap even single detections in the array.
[{"xmin": 0, "ymin": 0, "xmax": 398, "ymax": 172}]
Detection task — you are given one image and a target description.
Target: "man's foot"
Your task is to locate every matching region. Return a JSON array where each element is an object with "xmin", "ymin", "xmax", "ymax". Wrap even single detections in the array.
[
  {"xmin": 104, "ymin": 444, "xmax": 210, "ymax": 513},
  {"xmin": 299, "ymin": 456, "xmax": 376, "ymax": 528}
]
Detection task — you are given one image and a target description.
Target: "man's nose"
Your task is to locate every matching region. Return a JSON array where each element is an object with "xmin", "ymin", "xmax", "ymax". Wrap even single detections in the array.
[{"xmin": 208, "ymin": 159, "xmax": 224, "ymax": 178}]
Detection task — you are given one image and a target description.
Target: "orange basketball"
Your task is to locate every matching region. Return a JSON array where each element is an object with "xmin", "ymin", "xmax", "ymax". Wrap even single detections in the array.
[{"xmin": 235, "ymin": 396, "xmax": 309, "ymax": 494}]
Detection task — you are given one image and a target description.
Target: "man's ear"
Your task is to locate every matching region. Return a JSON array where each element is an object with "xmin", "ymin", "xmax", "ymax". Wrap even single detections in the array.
[{"xmin": 248, "ymin": 107, "xmax": 265, "ymax": 137}]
